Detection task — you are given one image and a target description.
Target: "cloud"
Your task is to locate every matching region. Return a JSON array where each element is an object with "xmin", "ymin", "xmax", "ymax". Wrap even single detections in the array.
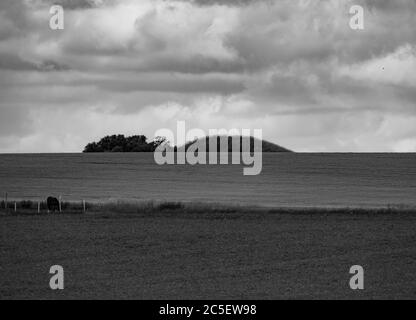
[
  {"xmin": 32, "ymin": 0, "xmax": 108, "ymax": 10},
  {"xmin": 0, "ymin": 0, "xmax": 415, "ymax": 152},
  {"xmin": 0, "ymin": 53, "xmax": 69, "ymax": 71},
  {"xmin": 187, "ymin": 0, "xmax": 265, "ymax": 6},
  {"xmin": 339, "ymin": 44, "xmax": 416, "ymax": 87}
]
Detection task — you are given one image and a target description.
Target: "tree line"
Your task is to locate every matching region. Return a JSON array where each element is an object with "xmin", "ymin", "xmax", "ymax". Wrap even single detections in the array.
[{"xmin": 83, "ymin": 135, "xmax": 166, "ymax": 152}]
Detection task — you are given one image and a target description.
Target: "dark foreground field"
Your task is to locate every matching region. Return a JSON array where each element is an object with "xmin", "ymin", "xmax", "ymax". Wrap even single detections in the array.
[{"xmin": 1, "ymin": 210, "xmax": 416, "ymax": 299}]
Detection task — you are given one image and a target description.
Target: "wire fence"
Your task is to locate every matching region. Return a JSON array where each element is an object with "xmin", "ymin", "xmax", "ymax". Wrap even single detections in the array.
[{"xmin": 1, "ymin": 193, "xmax": 87, "ymax": 214}]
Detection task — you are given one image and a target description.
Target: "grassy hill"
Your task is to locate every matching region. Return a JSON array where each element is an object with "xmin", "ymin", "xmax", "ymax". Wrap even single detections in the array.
[{"xmin": 182, "ymin": 136, "xmax": 292, "ymax": 152}]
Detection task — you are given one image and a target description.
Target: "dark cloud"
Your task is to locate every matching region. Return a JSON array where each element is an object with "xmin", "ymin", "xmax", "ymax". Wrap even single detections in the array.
[
  {"xmin": 97, "ymin": 74, "xmax": 246, "ymax": 94},
  {"xmin": 0, "ymin": 53, "xmax": 39, "ymax": 71},
  {"xmin": 188, "ymin": 0, "xmax": 265, "ymax": 6},
  {"xmin": 0, "ymin": 53, "xmax": 69, "ymax": 71},
  {"xmin": 35, "ymin": 0, "xmax": 106, "ymax": 9},
  {"xmin": 0, "ymin": 0, "xmax": 415, "ymax": 152},
  {"xmin": 362, "ymin": 0, "xmax": 416, "ymax": 12},
  {"xmin": 136, "ymin": 55, "xmax": 246, "ymax": 74},
  {"xmin": 0, "ymin": 0, "xmax": 32, "ymax": 40}
]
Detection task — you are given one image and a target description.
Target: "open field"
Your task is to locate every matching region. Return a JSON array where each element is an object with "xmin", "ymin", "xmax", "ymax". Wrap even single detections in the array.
[
  {"xmin": 1, "ymin": 206, "xmax": 416, "ymax": 299},
  {"xmin": 1, "ymin": 153, "xmax": 416, "ymax": 208}
]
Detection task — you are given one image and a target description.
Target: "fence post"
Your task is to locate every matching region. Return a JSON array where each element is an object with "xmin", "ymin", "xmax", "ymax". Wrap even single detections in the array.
[
  {"xmin": 37, "ymin": 201, "xmax": 40, "ymax": 214},
  {"xmin": 5, "ymin": 192, "xmax": 8, "ymax": 211},
  {"xmin": 14, "ymin": 202, "xmax": 16, "ymax": 213},
  {"xmin": 83, "ymin": 200, "xmax": 86, "ymax": 213},
  {"xmin": 59, "ymin": 196, "xmax": 62, "ymax": 213}
]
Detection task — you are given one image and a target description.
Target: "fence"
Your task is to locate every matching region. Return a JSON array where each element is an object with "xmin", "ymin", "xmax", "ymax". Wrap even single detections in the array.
[{"xmin": 1, "ymin": 193, "xmax": 88, "ymax": 214}]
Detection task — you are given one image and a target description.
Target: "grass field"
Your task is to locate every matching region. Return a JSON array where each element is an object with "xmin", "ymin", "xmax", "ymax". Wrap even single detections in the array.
[{"xmin": 1, "ymin": 206, "xmax": 416, "ymax": 299}]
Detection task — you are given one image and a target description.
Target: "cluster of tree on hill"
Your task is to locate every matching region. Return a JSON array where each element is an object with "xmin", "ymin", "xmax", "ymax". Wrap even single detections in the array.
[
  {"xmin": 83, "ymin": 135, "xmax": 166, "ymax": 152},
  {"xmin": 83, "ymin": 134, "xmax": 291, "ymax": 153}
]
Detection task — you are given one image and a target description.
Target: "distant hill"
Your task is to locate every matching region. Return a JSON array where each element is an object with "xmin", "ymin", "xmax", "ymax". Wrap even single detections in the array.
[
  {"xmin": 182, "ymin": 136, "xmax": 292, "ymax": 152},
  {"xmin": 83, "ymin": 134, "xmax": 292, "ymax": 153}
]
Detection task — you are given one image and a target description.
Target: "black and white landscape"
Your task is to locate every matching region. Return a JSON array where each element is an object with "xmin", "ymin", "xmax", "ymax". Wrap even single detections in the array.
[{"xmin": 0, "ymin": 0, "xmax": 416, "ymax": 301}]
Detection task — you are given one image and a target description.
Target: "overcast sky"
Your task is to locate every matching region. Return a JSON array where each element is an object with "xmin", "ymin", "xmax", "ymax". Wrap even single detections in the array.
[{"xmin": 0, "ymin": 0, "xmax": 415, "ymax": 152}]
